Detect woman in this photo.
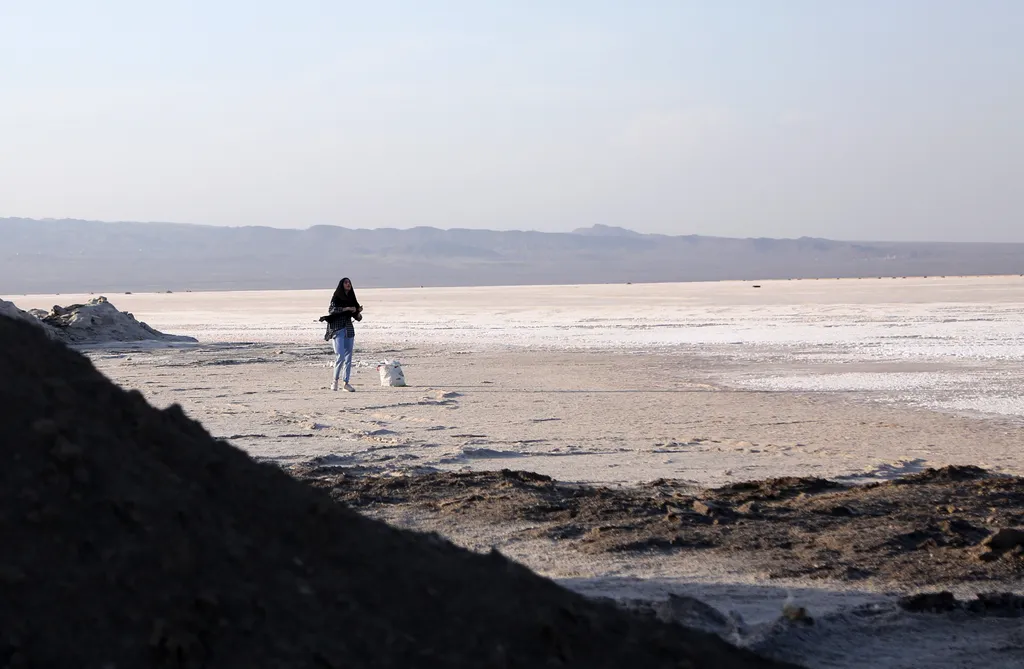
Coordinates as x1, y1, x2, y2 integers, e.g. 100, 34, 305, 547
322, 277, 362, 391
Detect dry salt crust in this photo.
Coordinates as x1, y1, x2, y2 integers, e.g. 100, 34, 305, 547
11, 276, 1024, 668
13, 276, 1024, 482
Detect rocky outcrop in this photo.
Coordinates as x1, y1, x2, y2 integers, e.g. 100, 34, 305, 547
1, 296, 197, 345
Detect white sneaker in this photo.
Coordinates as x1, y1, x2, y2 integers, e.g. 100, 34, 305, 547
330, 380, 338, 391
343, 383, 355, 392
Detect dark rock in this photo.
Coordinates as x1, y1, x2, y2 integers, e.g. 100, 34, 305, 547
899, 592, 959, 613
965, 592, 1024, 617
982, 528, 1024, 551
500, 469, 553, 483
939, 518, 985, 538
898, 466, 991, 484
900, 591, 1024, 618
737, 501, 762, 515
781, 602, 813, 625
714, 477, 843, 501
693, 500, 730, 517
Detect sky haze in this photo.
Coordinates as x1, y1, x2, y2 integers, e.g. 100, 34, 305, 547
2, 1, 1022, 242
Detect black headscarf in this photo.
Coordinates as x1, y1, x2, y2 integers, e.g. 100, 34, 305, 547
330, 277, 360, 311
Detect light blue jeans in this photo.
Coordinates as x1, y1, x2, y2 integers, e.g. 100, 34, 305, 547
332, 333, 354, 383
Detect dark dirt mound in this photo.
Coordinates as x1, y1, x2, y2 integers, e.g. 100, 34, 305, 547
299, 468, 673, 539
0, 317, 792, 668
894, 465, 993, 484
899, 591, 1024, 616
298, 464, 1024, 587
0, 299, 56, 339
702, 477, 844, 502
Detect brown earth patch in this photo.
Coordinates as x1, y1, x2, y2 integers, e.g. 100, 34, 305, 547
291, 464, 1024, 587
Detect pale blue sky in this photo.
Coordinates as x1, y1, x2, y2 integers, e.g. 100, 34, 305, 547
2, 1, 1022, 241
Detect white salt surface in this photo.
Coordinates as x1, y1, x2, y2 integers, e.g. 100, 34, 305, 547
15, 276, 1024, 422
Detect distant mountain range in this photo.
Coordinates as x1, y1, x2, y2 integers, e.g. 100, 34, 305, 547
2, 218, 1022, 294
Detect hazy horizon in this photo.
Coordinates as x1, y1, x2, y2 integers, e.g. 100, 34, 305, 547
7, 215, 1024, 246
3, 2, 1023, 243
4, 217, 1023, 295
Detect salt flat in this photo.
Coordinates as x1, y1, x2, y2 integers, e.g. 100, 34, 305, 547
17, 275, 1024, 438
14, 277, 1024, 485
12, 277, 1024, 668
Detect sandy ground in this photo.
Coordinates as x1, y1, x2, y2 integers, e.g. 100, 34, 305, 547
84, 344, 1023, 487
15, 275, 1024, 422
10, 277, 1024, 668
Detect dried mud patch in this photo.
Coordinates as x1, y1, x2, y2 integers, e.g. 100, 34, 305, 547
290, 465, 1024, 588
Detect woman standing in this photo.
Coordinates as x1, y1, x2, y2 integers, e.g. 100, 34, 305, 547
322, 277, 362, 391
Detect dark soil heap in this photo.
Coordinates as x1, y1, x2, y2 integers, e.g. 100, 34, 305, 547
0, 317, 792, 669
300, 465, 1024, 587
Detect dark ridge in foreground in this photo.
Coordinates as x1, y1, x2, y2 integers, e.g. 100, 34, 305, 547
0, 316, 792, 669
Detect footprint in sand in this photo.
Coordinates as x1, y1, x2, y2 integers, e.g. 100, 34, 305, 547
341, 427, 404, 446
651, 440, 700, 453
419, 390, 462, 406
